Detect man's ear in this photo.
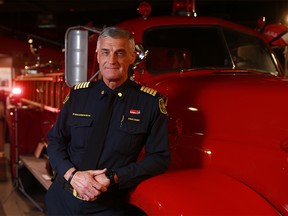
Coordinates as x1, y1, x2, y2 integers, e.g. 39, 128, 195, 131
96, 50, 100, 63
131, 51, 137, 64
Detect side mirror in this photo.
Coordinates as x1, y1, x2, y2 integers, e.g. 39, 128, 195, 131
133, 43, 148, 69
65, 28, 88, 88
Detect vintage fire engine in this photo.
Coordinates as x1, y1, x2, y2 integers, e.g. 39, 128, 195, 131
5, 0, 288, 215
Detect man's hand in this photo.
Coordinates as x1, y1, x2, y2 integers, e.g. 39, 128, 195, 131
68, 169, 107, 201
94, 173, 110, 187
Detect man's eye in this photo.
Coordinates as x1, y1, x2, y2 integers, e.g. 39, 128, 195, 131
117, 52, 125, 57
102, 51, 109, 56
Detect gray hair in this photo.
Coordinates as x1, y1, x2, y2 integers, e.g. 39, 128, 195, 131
97, 26, 135, 51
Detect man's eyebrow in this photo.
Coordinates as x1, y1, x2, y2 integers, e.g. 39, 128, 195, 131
115, 49, 126, 53
100, 48, 126, 52
100, 48, 109, 52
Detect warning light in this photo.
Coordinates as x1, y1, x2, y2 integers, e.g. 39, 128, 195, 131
173, 0, 197, 17
137, 1, 152, 20
12, 87, 22, 95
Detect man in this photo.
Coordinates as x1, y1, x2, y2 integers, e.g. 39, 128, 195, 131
45, 26, 170, 215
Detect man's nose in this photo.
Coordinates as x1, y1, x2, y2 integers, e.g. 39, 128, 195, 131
108, 53, 117, 63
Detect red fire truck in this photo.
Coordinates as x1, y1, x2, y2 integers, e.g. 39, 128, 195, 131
5, 1, 288, 215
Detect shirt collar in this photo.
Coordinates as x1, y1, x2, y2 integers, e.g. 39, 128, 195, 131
98, 79, 133, 101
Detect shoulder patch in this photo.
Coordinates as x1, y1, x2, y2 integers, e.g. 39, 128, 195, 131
73, 82, 91, 90
140, 86, 157, 96
159, 98, 168, 114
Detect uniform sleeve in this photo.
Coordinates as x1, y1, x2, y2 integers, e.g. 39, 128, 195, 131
115, 95, 170, 189
46, 90, 74, 177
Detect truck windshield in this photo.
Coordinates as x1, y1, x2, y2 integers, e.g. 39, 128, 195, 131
143, 26, 278, 74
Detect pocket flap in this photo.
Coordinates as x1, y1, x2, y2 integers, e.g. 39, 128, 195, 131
70, 116, 93, 127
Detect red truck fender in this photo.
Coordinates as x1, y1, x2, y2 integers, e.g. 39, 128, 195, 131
129, 169, 279, 215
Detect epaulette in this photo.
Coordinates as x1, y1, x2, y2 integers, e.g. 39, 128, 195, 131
73, 82, 92, 90
140, 86, 157, 96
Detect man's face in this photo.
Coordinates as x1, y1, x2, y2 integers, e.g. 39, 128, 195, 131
97, 36, 136, 87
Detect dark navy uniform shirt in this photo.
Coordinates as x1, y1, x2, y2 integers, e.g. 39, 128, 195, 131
47, 79, 170, 189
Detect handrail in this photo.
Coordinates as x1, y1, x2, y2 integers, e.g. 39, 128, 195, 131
20, 98, 60, 113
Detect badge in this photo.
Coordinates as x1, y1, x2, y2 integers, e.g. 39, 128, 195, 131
159, 98, 167, 114
130, 109, 141, 114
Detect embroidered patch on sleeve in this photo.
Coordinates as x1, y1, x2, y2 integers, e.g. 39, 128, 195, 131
159, 98, 167, 114
63, 93, 70, 104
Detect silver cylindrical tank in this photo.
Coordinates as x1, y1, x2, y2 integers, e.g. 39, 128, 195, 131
65, 28, 88, 87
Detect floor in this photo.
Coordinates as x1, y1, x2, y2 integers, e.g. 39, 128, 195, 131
0, 143, 46, 216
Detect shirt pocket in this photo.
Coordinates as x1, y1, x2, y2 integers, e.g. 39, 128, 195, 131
69, 116, 93, 149
115, 115, 147, 155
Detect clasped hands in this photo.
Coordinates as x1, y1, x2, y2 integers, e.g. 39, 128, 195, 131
69, 168, 110, 201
